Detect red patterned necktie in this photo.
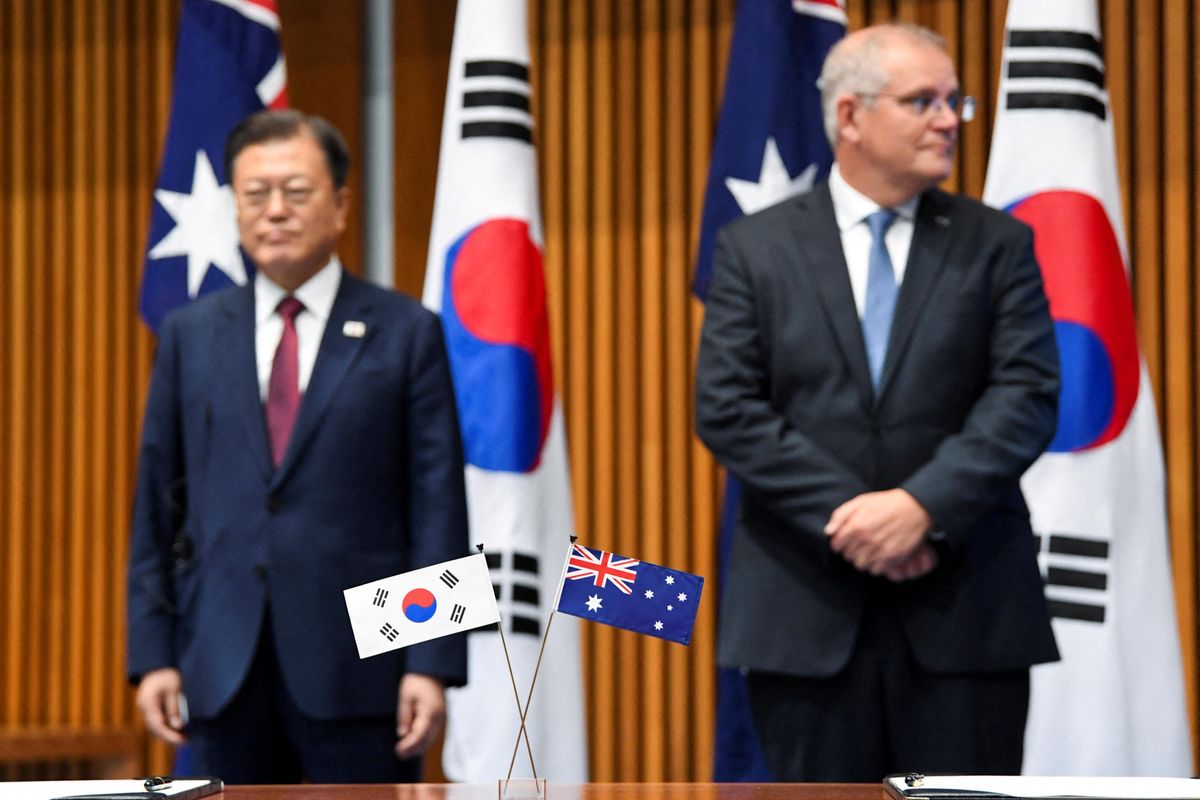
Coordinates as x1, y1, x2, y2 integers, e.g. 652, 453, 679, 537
266, 296, 304, 467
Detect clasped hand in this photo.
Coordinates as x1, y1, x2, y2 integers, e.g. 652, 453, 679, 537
824, 488, 937, 581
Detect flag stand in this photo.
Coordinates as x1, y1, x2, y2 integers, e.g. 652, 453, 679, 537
496, 536, 577, 799
483, 543, 546, 799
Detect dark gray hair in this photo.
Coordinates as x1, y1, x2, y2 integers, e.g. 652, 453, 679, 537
224, 109, 351, 188
818, 23, 948, 146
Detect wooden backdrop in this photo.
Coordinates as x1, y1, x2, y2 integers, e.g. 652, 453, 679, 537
0, 0, 1196, 782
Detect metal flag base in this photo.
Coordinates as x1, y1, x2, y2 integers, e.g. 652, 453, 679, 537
498, 778, 548, 799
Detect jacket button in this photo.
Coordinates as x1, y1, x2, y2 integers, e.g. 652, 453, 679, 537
266, 494, 282, 513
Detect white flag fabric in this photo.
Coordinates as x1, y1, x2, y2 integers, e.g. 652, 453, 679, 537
983, 0, 1191, 775
343, 553, 500, 659
423, 0, 588, 782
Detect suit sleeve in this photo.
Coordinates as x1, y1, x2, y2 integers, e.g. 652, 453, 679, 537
901, 223, 1060, 542
695, 227, 871, 537
126, 317, 185, 683
399, 309, 470, 686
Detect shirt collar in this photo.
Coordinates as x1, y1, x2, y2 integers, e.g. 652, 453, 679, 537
255, 255, 343, 326
828, 163, 920, 231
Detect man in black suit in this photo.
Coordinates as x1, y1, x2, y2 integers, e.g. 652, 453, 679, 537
127, 110, 469, 782
695, 23, 1060, 781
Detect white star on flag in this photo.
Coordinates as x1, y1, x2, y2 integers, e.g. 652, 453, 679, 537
586, 594, 603, 612
654, 621, 663, 631
724, 136, 818, 215
678, 593, 687, 602
665, 576, 675, 585
148, 150, 247, 297
644, 590, 654, 599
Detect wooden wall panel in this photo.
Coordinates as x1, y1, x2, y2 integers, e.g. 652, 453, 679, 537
1, 0, 1198, 784
531, 1, 732, 780
0, 0, 176, 777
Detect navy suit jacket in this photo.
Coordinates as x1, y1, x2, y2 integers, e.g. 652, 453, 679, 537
127, 271, 469, 720
696, 183, 1061, 678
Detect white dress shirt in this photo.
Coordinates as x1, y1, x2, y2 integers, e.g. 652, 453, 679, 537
254, 256, 343, 402
827, 164, 921, 319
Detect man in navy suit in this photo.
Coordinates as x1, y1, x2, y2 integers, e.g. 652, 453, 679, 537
696, 24, 1060, 781
127, 110, 469, 783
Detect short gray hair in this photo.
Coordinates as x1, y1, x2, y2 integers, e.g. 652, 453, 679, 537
818, 23, 948, 146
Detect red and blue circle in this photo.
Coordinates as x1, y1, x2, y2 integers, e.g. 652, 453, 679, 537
402, 588, 437, 623
441, 218, 553, 473
1006, 190, 1139, 452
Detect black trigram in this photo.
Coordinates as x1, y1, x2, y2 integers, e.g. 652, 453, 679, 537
373, 588, 389, 608
380, 622, 399, 642
451, 603, 466, 624
460, 60, 532, 143
1004, 29, 1107, 120
440, 569, 460, 589
477, 550, 541, 636
1037, 533, 1110, 623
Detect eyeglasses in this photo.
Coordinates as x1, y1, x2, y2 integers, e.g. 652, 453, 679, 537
237, 184, 317, 213
856, 91, 976, 122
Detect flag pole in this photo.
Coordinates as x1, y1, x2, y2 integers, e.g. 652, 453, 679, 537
480, 543, 539, 780
505, 535, 576, 779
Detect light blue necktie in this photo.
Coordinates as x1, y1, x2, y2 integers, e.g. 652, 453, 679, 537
862, 209, 898, 389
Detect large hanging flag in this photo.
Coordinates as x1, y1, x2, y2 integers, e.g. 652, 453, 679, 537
423, 0, 587, 782
983, 0, 1191, 775
692, 0, 845, 781
140, 0, 288, 332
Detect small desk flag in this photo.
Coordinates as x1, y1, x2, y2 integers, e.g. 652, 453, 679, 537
555, 544, 703, 646
343, 553, 500, 659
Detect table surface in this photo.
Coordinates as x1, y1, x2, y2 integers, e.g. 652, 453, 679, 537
221, 784, 881, 800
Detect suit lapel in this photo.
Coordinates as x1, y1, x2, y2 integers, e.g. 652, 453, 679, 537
792, 186, 874, 407
875, 189, 955, 403
215, 285, 274, 482
270, 273, 374, 488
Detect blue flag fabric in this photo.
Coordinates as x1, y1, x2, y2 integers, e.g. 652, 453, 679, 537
140, 0, 287, 332
693, 0, 845, 299
692, 0, 845, 782
555, 544, 703, 646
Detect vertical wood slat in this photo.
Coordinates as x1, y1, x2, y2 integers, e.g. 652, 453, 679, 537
1161, 0, 1200, 758
3, 0, 32, 729
1187, 0, 1200, 761
662, 0, 687, 780
635, 0, 664, 782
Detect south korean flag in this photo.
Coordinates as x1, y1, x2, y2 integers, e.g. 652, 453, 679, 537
344, 553, 500, 659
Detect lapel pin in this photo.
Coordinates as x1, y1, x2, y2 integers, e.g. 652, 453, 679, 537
935, 214, 951, 227
343, 320, 367, 338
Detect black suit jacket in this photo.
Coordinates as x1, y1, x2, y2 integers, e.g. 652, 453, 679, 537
127, 271, 470, 719
696, 183, 1060, 678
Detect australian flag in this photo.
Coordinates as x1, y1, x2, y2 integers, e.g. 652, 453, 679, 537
555, 544, 703, 646
139, 0, 288, 332
692, 0, 845, 781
